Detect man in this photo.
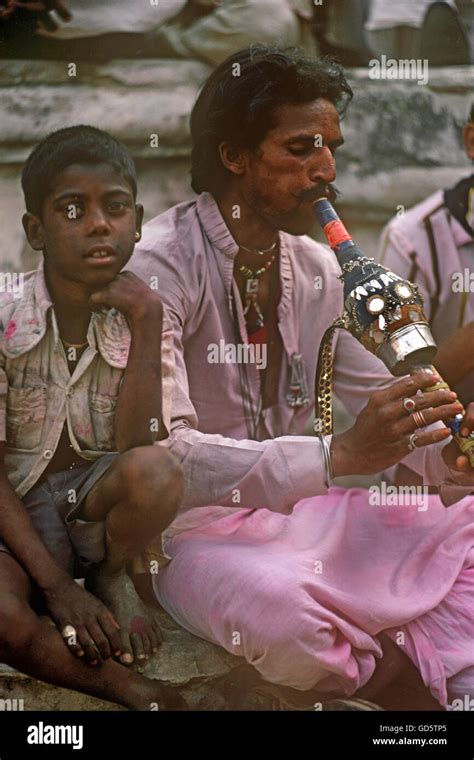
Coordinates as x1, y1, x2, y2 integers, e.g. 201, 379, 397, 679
379, 103, 474, 407
377, 103, 474, 490
130, 47, 474, 710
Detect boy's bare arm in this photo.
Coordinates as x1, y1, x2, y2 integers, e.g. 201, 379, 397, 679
0, 444, 73, 594
0, 444, 121, 662
89, 271, 165, 451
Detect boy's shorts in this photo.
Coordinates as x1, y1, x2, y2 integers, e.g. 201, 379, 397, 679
0, 453, 119, 577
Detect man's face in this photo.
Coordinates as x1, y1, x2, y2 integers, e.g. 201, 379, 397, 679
24, 162, 142, 291
240, 99, 343, 235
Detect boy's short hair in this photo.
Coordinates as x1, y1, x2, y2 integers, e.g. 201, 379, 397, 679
21, 125, 138, 217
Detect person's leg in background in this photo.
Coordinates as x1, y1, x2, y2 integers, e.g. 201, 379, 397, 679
320, 0, 375, 66
420, 1, 471, 65
145, 0, 319, 67
453, 0, 473, 62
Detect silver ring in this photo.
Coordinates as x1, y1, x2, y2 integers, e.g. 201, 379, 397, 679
403, 397, 416, 413
408, 432, 419, 451
61, 625, 77, 642
412, 410, 427, 429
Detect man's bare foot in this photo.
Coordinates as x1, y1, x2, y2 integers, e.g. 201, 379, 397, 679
86, 566, 163, 665
356, 633, 444, 711
129, 568, 158, 607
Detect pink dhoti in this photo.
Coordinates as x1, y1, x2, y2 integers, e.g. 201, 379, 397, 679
154, 488, 474, 708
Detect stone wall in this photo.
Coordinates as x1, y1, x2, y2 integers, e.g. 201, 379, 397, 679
0, 60, 472, 271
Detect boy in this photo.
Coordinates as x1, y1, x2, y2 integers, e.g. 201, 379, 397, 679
0, 125, 184, 710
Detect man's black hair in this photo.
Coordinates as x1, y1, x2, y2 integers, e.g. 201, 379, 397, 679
21, 125, 138, 217
190, 45, 353, 196
470, 102, 474, 123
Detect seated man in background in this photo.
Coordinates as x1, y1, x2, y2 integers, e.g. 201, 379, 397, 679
379, 103, 474, 408
377, 103, 474, 490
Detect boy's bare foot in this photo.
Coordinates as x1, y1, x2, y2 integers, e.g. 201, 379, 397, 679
86, 565, 163, 665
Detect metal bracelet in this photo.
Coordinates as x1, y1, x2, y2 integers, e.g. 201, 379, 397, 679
318, 434, 333, 489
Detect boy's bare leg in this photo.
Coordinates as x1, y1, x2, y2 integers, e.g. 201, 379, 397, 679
0, 553, 184, 710
83, 446, 183, 666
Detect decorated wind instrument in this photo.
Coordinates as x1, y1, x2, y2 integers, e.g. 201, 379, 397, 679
313, 196, 474, 466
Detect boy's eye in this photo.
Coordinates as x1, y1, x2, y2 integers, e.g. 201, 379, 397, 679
108, 201, 127, 213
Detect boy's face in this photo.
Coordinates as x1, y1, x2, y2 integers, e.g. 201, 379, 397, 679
23, 162, 143, 291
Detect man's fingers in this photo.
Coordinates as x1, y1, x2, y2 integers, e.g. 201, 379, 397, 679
382, 389, 457, 424
412, 389, 458, 412
394, 401, 463, 436
442, 440, 471, 471
454, 454, 470, 470
374, 370, 442, 406
403, 426, 451, 451
459, 402, 474, 437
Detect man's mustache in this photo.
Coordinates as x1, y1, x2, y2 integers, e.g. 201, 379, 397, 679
299, 183, 340, 204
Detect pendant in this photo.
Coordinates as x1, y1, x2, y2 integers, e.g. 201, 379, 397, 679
243, 291, 265, 328
246, 278, 259, 294
286, 353, 310, 407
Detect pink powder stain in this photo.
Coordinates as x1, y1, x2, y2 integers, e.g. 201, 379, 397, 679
73, 423, 93, 438
130, 616, 151, 636
4, 320, 16, 339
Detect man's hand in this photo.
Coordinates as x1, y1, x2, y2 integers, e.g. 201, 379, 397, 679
1, 1, 71, 32
44, 578, 122, 665
331, 369, 461, 478
89, 271, 163, 326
